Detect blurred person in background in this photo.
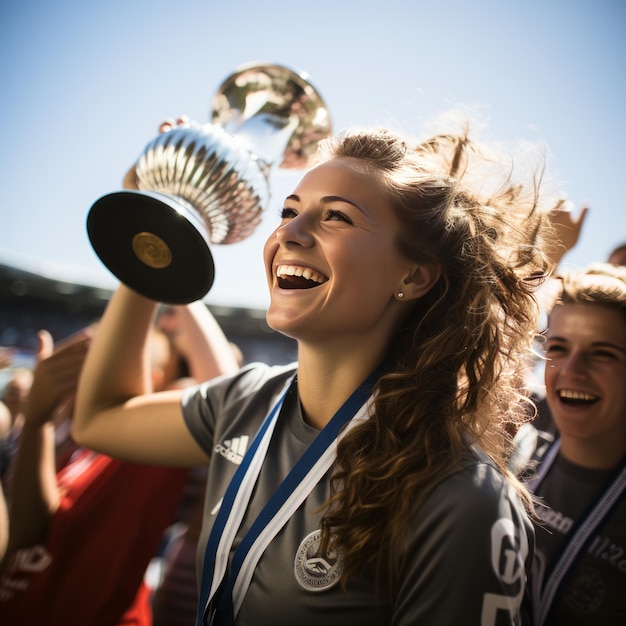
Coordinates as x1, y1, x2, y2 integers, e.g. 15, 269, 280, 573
151, 305, 244, 626
519, 263, 626, 625
0, 367, 33, 472
607, 242, 626, 267
0, 401, 9, 562
0, 296, 238, 626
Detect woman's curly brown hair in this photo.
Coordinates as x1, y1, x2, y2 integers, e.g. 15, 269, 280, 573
315, 120, 556, 596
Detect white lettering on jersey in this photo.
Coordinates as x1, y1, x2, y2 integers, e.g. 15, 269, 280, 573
0, 545, 52, 601
481, 516, 529, 626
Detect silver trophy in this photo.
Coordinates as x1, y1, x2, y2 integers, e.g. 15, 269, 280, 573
86, 62, 332, 304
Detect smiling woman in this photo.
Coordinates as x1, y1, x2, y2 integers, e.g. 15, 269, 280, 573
73, 115, 558, 626
523, 263, 626, 626
263, 155, 429, 349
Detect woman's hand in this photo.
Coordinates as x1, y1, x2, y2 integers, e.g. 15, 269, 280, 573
122, 115, 190, 190
24, 329, 93, 429
546, 199, 589, 267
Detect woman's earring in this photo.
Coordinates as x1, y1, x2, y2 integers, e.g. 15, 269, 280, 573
396, 292, 404, 299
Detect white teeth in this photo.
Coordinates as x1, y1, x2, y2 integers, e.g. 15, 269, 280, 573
276, 264, 327, 284
558, 389, 598, 401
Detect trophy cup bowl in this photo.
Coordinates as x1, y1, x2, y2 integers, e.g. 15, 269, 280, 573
86, 62, 332, 304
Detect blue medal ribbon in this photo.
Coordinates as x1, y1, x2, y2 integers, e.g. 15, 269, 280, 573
198, 367, 382, 626
196, 379, 292, 626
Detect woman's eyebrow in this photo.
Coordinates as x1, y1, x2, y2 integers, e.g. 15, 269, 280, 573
284, 193, 367, 215
547, 335, 626, 353
321, 195, 368, 215
545, 335, 567, 343
591, 341, 626, 354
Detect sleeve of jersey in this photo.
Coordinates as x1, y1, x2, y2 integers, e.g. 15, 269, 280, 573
181, 362, 296, 455
393, 463, 535, 626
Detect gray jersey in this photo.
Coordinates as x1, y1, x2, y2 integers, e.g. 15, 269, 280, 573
183, 363, 534, 626
530, 451, 626, 625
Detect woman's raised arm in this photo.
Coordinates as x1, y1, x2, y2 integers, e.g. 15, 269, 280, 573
73, 285, 208, 466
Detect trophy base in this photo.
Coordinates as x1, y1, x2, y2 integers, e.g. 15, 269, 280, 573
87, 190, 215, 304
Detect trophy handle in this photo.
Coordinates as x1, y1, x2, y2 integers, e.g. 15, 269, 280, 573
86, 62, 332, 304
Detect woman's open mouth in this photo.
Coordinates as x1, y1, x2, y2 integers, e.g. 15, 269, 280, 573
276, 264, 328, 290
557, 389, 599, 407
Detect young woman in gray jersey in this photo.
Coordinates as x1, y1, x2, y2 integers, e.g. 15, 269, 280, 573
525, 263, 626, 625
74, 115, 556, 625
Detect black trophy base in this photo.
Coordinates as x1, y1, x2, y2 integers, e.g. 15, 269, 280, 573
87, 190, 215, 304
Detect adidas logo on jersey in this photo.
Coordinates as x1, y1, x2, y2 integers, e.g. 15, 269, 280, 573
214, 435, 249, 465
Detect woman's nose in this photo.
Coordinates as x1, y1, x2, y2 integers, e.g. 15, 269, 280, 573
275, 215, 315, 247
560, 352, 588, 379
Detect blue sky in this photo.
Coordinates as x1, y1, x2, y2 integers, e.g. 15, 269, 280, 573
1, 0, 624, 309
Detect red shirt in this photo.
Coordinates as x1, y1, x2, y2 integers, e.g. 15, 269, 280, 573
0, 449, 189, 626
